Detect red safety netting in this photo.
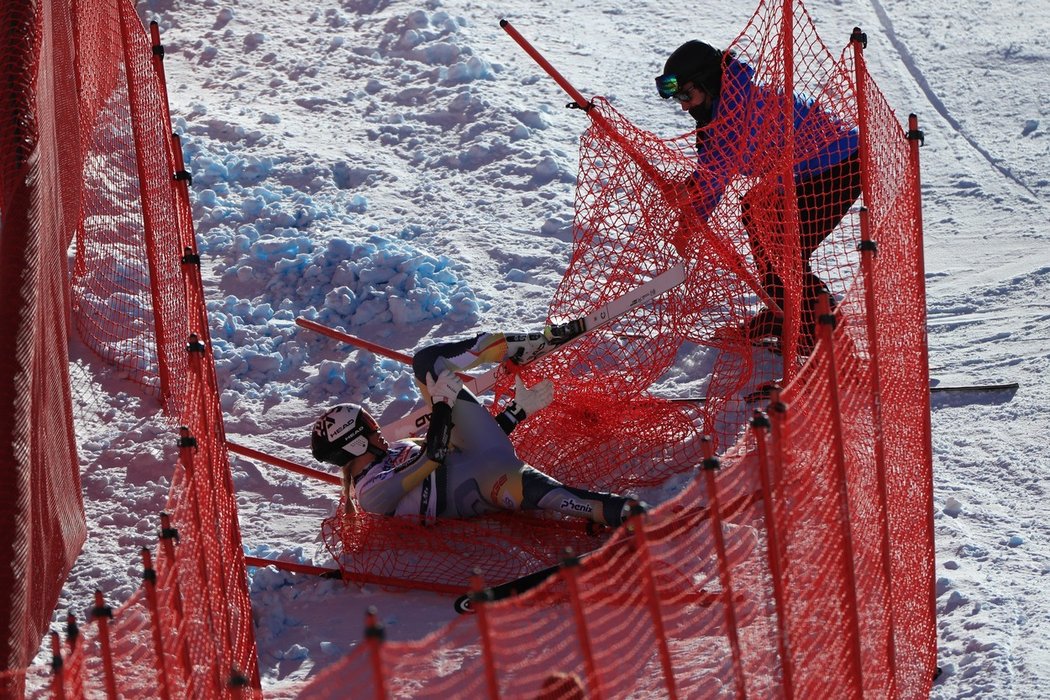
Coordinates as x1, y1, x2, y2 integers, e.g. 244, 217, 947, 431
313, 0, 935, 697
7, 0, 261, 696
0, 0, 86, 693
8, 0, 936, 694
322, 0, 865, 590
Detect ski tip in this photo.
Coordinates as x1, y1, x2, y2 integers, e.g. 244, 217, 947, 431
667, 263, 687, 284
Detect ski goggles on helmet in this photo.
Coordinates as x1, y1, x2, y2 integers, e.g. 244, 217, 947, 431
656, 73, 702, 102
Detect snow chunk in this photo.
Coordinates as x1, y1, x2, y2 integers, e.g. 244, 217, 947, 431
943, 496, 963, 517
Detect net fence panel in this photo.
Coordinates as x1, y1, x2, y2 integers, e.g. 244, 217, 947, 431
0, 0, 87, 688
10, 0, 935, 694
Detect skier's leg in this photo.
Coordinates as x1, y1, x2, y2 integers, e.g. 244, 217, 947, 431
446, 392, 519, 456
412, 333, 507, 381
741, 186, 785, 339
796, 151, 861, 259
413, 328, 581, 390
796, 151, 860, 344
437, 448, 525, 517
521, 467, 631, 527
438, 453, 631, 527
412, 334, 527, 452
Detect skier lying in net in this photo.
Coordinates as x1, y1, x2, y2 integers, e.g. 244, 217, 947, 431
310, 329, 637, 528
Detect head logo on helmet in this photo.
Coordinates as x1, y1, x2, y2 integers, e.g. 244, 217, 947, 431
311, 404, 379, 466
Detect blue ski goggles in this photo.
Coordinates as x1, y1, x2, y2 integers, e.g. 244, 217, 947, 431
655, 73, 697, 102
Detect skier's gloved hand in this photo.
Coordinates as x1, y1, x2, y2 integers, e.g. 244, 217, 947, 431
513, 375, 554, 417
426, 370, 462, 407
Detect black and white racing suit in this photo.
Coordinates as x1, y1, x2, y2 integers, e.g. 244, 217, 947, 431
352, 331, 629, 526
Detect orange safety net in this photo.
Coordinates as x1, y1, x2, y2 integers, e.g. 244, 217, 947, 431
8, 0, 935, 694
65, 0, 260, 691
0, 0, 86, 692
7, 0, 261, 695
322, 0, 865, 587
314, 0, 935, 697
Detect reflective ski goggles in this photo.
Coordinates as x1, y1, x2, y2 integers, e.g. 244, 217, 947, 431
655, 72, 697, 102
655, 72, 680, 98
656, 73, 686, 100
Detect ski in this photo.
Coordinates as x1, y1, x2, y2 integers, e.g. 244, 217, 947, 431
567, 263, 686, 333
455, 504, 761, 614
656, 379, 1019, 406
930, 381, 1019, 394
454, 562, 562, 614
299, 264, 687, 440
453, 555, 726, 615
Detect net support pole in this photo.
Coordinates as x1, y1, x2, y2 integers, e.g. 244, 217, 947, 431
178, 427, 227, 695
365, 608, 388, 700
857, 206, 901, 691
850, 37, 900, 680
64, 614, 84, 697
141, 548, 174, 700
49, 632, 65, 699
149, 21, 172, 122
629, 510, 679, 700
186, 343, 244, 682
117, 4, 175, 406
752, 407, 796, 696
91, 591, 119, 700
498, 19, 590, 112
227, 440, 342, 485
469, 573, 502, 700
816, 293, 866, 691
561, 555, 603, 700
906, 113, 938, 656
159, 512, 194, 693
700, 440, 747, 698
779, 0, 803, 378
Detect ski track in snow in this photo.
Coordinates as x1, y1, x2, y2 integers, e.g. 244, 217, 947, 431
868, 0, 1041, 200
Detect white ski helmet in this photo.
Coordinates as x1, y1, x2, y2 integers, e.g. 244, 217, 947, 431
311, 403, 380, 466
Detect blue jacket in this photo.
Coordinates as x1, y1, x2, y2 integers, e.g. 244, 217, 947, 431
691, 59, 859, 218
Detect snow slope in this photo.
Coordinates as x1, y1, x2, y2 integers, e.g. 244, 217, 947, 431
32, 0, 1050, 696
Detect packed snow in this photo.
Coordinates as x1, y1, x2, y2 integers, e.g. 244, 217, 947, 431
32, 0, 1050, 696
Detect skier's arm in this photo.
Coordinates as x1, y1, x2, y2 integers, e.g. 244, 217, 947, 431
495, 375, 555, 433
356, 372, 464, 512
681, 59, 754, 220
